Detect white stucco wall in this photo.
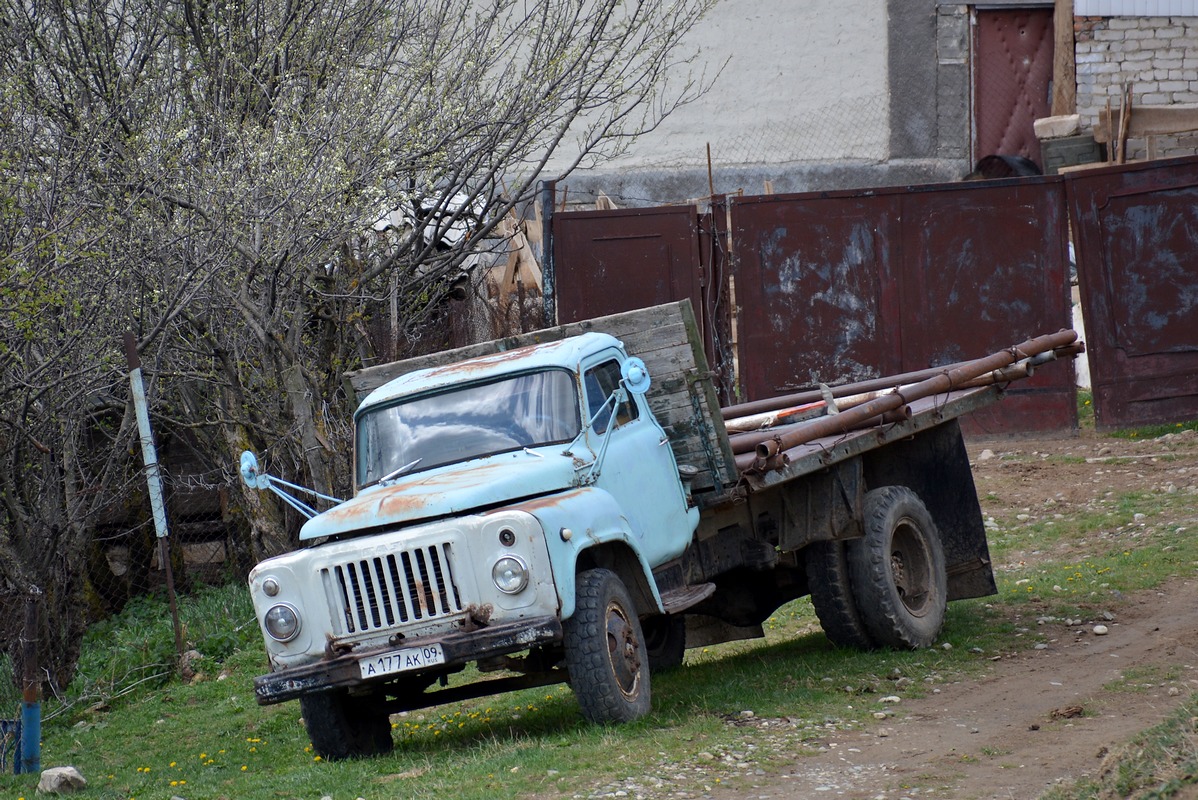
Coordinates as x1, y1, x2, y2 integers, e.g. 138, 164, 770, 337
553, 0, 890, 173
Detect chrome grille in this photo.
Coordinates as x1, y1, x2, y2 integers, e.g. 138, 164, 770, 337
323, 542, 463, 636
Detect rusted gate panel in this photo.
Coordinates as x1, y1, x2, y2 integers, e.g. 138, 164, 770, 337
552, 204, 737, 400
730, 178, 1075, 434
1064, 156, 1198, 429
552, 205, 705, 326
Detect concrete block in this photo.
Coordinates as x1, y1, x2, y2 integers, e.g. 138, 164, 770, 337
1034, 115, 1081, 138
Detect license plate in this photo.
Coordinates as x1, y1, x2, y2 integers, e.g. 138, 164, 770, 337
359, 644, 445, 679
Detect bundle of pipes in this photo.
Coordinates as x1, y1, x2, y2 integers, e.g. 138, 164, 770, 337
723, 331, 1084, 474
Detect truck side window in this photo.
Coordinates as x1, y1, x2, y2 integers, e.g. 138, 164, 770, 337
584, 360, 639, 435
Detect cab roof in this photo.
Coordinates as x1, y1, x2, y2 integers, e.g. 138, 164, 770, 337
357, 331, 623, 415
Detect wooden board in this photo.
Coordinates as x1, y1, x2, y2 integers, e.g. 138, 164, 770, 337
1094, 104, 1198, 143
1051, 0, 1076, 116
345, 300, 739, 493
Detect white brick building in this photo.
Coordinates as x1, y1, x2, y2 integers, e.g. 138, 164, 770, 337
1075, 3, 1198, 159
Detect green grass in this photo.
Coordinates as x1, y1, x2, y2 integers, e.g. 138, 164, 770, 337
0, 586, 1019, 800
1040, 694, 1198, 800
1077, 386, 1198, 439
1, 422, 1195, 799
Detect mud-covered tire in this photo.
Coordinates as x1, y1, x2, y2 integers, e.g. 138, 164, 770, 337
847, 486, 947, 649
643, 614, 686, 673
299, 689, 393, 760
805, 539, 876, 649
564, 568, 652, 723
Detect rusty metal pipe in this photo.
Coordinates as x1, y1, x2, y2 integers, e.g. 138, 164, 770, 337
722, 338, 1081, 421
728, 343, 1084, 457
956, 342, 1085, 388
724, 400, 826, 433
729, 402, 915, 455
728, 342, 1084, 458
753, 330, 1078, 469
721, 360, 980, 420
733, 406, 915, 470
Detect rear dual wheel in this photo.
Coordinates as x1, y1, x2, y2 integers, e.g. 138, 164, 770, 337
809, 486, 947, 650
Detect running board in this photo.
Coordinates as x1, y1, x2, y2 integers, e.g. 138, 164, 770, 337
660, 583, 716, 614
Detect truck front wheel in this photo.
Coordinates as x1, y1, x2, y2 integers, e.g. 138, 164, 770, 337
564, 568, 652, 723
299, 689, 393, 760
848, 486, 947, 649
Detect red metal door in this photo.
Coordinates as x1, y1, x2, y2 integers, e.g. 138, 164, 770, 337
974, 8, 1054, 168
1065, 157, 1198, 429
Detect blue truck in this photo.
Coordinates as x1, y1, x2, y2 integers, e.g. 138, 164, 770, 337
240, 300, 1079, 759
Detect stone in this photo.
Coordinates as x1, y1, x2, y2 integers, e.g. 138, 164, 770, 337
37, 766, 87, 794
1034, 114, 1081, 139
1093, 624, 1109, 635
179, 649, 203, 681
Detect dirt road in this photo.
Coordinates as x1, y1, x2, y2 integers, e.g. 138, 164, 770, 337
707, 428, 1198, 800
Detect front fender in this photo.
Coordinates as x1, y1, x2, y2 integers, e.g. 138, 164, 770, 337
505, 487, 663, 620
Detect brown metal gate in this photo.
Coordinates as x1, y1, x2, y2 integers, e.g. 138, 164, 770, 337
552, 178, 1077, 435
1064, 156, 1198, 429
550, 162, 1198, 434
728, 178, 1076, 435
552, 205, 706, 326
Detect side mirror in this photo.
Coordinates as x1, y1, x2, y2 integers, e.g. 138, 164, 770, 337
621, 357, 651, 395
240, 451, 267, 490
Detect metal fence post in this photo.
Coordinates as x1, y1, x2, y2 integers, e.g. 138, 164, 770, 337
18, 588, 40, 775
124, 332, 184, 658
540, 180, 556, 326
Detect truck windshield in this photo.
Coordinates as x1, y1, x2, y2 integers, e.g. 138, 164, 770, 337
356, 369, 581, 487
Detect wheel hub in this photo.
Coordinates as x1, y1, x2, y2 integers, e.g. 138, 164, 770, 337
605, 602, 642, 697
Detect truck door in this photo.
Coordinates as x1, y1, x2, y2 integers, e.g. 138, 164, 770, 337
580, 354, 697, 565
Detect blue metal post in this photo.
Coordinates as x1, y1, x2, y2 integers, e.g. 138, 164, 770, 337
18, 592, 39, 774
18, 702, 38, 774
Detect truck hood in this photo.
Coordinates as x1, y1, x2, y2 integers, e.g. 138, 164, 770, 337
299, 450, 580, 540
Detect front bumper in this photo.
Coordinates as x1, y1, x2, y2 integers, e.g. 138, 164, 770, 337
254, 615, 562, 705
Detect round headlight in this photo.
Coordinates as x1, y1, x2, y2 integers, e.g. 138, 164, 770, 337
492, 556, 529, 594
264, 603, 301, 642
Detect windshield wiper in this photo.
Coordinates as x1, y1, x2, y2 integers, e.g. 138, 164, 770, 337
374, 458, 423, 487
